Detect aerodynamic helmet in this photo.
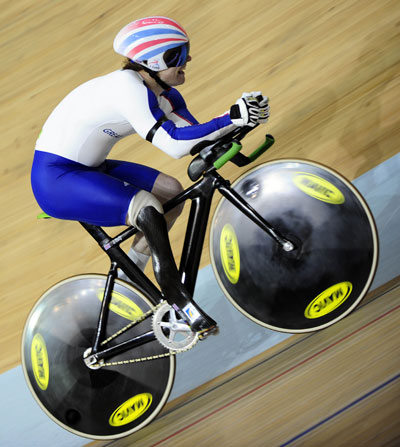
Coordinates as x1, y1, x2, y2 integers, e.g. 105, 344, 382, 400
113, 16, 190, 72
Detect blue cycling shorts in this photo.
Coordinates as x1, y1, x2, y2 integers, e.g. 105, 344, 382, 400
31, 151, 160, 226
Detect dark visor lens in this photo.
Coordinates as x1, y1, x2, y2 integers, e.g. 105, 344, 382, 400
163, 42, 190, 68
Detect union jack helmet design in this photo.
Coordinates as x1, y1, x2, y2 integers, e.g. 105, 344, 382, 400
113, 16, 190, 72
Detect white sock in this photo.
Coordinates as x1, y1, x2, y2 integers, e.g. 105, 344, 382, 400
127, 247, 150, 272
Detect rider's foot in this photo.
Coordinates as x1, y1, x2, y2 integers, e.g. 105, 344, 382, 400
171, 300, 218, 335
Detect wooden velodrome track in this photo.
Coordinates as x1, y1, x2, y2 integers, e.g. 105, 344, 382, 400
1, 0, 399, 445
89, 281, 400, 447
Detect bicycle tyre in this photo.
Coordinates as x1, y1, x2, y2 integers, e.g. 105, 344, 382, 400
21, 274, 175, 439
210, 159, 378, 333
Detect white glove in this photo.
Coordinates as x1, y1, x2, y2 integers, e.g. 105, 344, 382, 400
230, 92, 270, 127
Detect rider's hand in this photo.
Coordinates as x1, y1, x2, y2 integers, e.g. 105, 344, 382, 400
230, 93, 259, 127
230, 92, 269, 127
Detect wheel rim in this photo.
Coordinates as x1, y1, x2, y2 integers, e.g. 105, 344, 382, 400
21, 274, 175, 439
210, 160, 378, 333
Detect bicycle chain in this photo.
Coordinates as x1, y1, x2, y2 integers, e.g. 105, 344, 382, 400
98, 301, 195, 367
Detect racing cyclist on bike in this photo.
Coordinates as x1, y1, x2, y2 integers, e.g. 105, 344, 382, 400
31, 16, 270, 333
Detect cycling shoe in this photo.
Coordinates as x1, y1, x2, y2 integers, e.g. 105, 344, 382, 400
171, 301, 218, 334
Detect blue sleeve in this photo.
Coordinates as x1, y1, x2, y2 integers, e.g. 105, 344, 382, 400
161, 114, 232, 140
162, 89, 199, 124
155, 88, 232, 141
147, 86, 235, 158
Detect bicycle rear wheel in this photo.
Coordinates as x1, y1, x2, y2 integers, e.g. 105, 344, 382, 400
210, 159, 378, 333
21, 274, 175, 439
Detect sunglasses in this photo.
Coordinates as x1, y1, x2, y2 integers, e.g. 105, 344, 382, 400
163, 42, 190, 68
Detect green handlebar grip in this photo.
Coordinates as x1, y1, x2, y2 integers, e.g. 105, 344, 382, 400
213, 141, 243, 169
248, 134, 275, 162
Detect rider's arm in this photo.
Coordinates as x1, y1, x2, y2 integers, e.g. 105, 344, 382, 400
160, 88, 199, 125
151, 108, 235, 159
115, 71, 236, 159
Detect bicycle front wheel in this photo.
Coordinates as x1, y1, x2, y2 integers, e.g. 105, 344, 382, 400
210, 159, 378, 333
21, 274, 175, 439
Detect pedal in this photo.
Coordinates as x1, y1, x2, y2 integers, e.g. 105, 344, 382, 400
198, 325, 219, 340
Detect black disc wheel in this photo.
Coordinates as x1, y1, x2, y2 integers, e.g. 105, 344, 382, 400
210, 160, 378, 332
21, 275, 175, 439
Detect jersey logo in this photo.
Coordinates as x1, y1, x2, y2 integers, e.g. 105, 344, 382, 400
103, 128, 121, 138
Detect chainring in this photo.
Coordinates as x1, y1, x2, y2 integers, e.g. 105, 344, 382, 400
152, 302, 199, 352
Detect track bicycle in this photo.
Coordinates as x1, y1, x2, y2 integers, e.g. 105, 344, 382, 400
21, 125, 378, 439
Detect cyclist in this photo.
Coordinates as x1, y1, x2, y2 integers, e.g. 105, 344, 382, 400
31, 16, 270, 333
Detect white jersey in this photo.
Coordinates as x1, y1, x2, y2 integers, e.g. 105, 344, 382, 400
35, 70, 235, 166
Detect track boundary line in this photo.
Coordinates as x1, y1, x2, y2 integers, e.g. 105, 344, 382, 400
164, 280, 400, 415
147, 301, 400, 447
156, 281, 400, 420
280, 373, 400, 446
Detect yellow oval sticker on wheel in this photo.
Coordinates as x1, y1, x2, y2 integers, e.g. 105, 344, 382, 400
293, 172, 345, 204
31, 333, 50, 390
109, 393, 152, 426
97, 290, 144, 321
305, 282, 353, 319
220, 224, 240, 284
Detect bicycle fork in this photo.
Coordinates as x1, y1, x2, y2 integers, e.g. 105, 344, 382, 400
214, 172, 295, 252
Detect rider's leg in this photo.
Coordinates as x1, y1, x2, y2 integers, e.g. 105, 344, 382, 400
139, 206, 216, 333
128, 199, 216, 333
126, 173, 185, 270
32, 153, 214, 332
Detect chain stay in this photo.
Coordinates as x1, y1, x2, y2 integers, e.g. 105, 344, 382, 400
100, 302, 163, 346
102, 350, 176, 367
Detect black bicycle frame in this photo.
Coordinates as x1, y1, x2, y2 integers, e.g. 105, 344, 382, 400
81, 166, 290, 362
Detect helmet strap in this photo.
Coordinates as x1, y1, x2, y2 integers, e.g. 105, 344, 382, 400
144, 67, 171, 91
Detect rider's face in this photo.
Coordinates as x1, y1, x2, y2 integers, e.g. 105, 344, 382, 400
158, 55, 192, 87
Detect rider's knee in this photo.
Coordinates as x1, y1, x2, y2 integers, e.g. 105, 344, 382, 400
166, 176, 184, 199
152, 174, 184, 218
127, 190, 164, 228
167, 177, 185, 216
153, 174, 184, 201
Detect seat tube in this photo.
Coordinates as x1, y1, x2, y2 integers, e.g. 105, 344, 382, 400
179, 178, 216, 295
